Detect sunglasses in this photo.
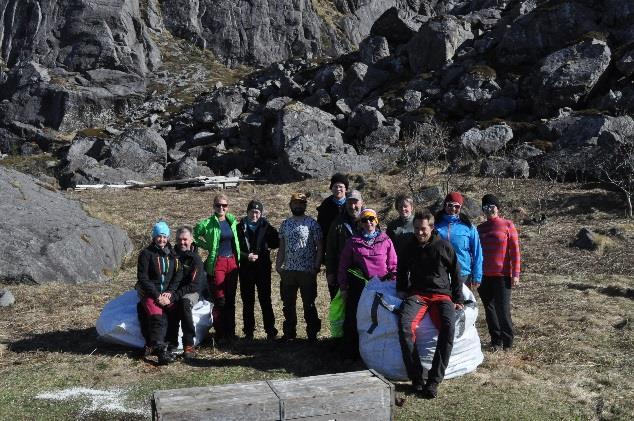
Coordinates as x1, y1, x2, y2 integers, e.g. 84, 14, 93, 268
445, 202, 461, 209
214, 203, 228, 209
482, 204, 496, 211
360, 217, 376, 223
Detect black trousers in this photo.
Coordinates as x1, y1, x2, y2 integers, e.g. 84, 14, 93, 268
279, 270, 321, 338
166, 293, 199, 348
478, 276, 514, 348
398, 295, 455, 386
328, 283, 339, 301
342, 276, 365, 358
240, 265, 277, 336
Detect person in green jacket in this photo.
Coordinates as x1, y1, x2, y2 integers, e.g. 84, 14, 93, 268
194, 194, 241, 344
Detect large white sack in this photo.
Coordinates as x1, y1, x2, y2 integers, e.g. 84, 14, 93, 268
96, 290, 213, 349
358, 278, 484, 381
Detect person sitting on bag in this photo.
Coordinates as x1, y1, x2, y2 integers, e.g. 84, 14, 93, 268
165, 226, 206, 359
397, 210, 464, 399
136, 221, 182, 365
337, 208, 397, 361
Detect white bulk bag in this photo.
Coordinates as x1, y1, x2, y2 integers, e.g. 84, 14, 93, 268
96, 290, 213, 349
358, 278, 484, 381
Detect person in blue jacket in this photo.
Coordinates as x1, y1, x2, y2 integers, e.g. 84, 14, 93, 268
434, 192, 483, 289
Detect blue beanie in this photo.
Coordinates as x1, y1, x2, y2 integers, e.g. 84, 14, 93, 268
151, 221, 170, 238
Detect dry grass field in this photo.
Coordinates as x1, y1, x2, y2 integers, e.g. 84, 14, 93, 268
0, 173, 633, 420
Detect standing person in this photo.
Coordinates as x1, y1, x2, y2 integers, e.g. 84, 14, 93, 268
237, 200, 280, 341
387, 195, 415, 255
136, 221, 182, 365
397, 211, 464, 399
325, 190, 364, 299
477, 194, 521, 351
434, 192, 483, 289
165, 226, 206, 359
194, 194, 241, 345
337, 209, 397, 360
317, 173, 348, 259
275, 192, 323, 343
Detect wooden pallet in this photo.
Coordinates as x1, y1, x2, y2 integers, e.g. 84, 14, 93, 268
74, 176, 248, 191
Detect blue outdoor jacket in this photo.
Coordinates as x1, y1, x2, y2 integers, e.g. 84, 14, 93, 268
435, 213, 483, 283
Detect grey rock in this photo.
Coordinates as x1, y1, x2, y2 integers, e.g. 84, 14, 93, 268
360, 125, 400, 152
303, 89, 332, 108
573, 228, 601, 251
335, 98, 354, 115
348, 105, 387, 138
0, 166, 132, 283
370, 6, 427, 45
459, 124, 514, 157
104, 128, 167, 178
512, 143, 544, 160
193, 87, 246, 124
336, 0, 409, 48
368, 97, 385, 110
345, 62, 389, 102
480, 157, 529, 178
541, 114, 634, 150
407, 16, 474, 73
534, 39, 611, 114
264, 96, 293, 117
164, 155, 213, 180
403, 90, 422, 112
414, 185, 444, 204
0, 128, 24, 155
616, 49, 634, 77
359, 36, 391, 66
272, 102, 370, 179
0, 289, 15, 307
313, 64, 345, 91
239, 113, 267, 145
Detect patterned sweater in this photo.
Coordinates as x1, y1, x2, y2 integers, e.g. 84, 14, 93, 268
477, 216, 521, 278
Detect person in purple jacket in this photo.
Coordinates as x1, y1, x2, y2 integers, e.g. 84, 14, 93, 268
337, 208, 397, 360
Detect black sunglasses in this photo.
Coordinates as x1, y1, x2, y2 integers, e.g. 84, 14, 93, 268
360, 217, 376, 223
214, 203, 228, 208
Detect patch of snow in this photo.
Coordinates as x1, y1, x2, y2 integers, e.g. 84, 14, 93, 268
36, 387, 146, 416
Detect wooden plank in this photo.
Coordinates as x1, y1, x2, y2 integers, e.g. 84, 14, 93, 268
285, 406, 391, 421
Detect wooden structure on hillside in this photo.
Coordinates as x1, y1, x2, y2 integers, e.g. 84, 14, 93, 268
74, 176, 248, 191
151, 369, 394, 420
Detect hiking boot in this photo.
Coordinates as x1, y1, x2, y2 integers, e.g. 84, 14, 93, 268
157, 348, 175, 365
412, 382, 424, 393
142, 345, 153, 357
183, 345, 196, 359
421, 382, 438, 399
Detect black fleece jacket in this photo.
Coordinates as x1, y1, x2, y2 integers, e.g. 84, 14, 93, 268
237, 217, 279, 269
172, 244, 206, 301
136, 243, 183, 299
396, 232, 464, 304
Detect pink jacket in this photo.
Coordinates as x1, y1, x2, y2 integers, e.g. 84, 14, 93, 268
337, 232, 397, 291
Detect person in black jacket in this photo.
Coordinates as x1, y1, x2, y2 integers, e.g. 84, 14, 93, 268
165, 226, 206, 358
136, 221, 183, 365
396, 211, 464, 399
317, 173, 348, 262
237, 200, 280, 340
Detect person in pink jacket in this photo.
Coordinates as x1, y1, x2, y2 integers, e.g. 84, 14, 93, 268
337, 208, 397, 360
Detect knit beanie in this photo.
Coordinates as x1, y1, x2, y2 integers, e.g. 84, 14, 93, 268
329, 173, 349, 189
482, 194, 501, 209
247, 200, 264, 212
444, 191, 464, 205
151, 221, 170, 238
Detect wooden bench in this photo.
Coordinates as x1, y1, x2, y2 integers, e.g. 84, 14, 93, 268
152, 369, 394, 420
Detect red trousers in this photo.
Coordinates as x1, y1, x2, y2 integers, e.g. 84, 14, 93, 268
210, 255, 239, 339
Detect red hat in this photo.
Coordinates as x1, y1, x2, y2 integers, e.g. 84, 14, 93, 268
445, 192, 464, 205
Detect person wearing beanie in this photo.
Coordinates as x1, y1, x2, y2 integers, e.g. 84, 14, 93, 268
317, 173, 349, 263
194, 194, 241, 346
337, 207, 397, 360
477, 194, 521, 351
434, 192, 483, 290
136, 221, 182, 365
237, 199, 280, 340
387, 195, 415, 257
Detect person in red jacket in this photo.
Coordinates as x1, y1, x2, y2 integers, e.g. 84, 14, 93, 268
477, 194, 521, 351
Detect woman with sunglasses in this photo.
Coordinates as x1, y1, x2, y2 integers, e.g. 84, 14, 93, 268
194, 194, 241, 346
477, 194, 520, 351
434, 192, 483, 290
337, 209, 397, 360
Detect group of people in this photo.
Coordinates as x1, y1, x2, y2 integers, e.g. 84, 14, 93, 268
135, 173, 521, 399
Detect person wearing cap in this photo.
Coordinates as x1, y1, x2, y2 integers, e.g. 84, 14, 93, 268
317, 173, 349, 260
396, 210, 464, 399
325, 190, 365, 300
387, 195, 415, 257
337, 208, 397, 359
434, 192, 483, 290
477, 194, 521, 351
237, 200, 280, 340
275, 192, 323, 342
136, 221, 183, 365
194, 194, 241, 345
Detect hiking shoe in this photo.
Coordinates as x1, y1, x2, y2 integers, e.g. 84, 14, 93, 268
142, 345, 153, 358
277, 334, 296, 343
157, 349, 175, 365
412, 382, 424, 393
183, 345, 196, 359
421, 382, 438, 399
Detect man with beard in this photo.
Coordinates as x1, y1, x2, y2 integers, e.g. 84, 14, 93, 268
325, 190, 364, 300
165, 226, 206, 359
275, 192, 323, 343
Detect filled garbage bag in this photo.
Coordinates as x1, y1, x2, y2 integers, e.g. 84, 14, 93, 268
329, 290, 345, 338
96, 290, 213, 349
358, 278, 484, 381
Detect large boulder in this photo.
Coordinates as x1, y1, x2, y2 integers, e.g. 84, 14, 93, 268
459, 124, 514, 157
193, 87, 246, 125
480, 157, 529, 178
272, 102, 371, 179
104, 128, 167, 178
0, 167, 132, 284
533, 38, 611, 114
407, 15, 474, 73
370, 7, 427, 45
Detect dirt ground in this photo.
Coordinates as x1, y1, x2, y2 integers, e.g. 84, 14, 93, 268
0, 174, 632, 420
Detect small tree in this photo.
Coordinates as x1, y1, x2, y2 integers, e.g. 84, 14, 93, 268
397, 120, 451, 194
597, 135, 634, 218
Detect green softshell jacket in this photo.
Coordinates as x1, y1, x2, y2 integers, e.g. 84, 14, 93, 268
194, 213, 241, 274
